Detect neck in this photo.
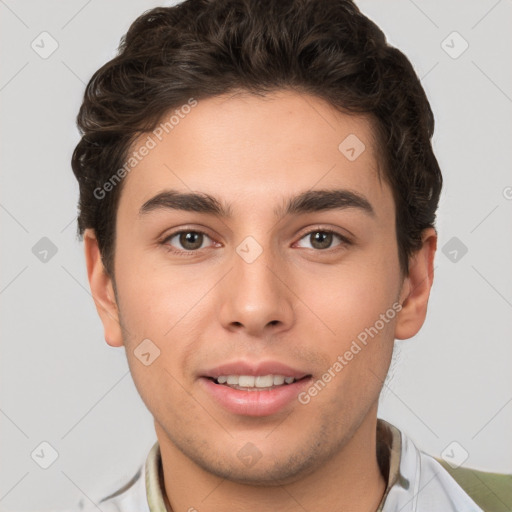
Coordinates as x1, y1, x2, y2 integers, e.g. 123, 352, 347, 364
156, 407, 387, 512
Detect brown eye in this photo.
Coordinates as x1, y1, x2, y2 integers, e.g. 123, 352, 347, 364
164, 230, 212, 252
179, 232, 204, 250
310, 231, 333, 250
296, 229, 350, 251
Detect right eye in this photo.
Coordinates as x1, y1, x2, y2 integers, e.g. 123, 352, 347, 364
162, 230, 216, 254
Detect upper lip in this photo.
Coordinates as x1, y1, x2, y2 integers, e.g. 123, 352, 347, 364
200, 360, 311, 380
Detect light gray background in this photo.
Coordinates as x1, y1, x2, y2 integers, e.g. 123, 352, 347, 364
1, 0, 511, 510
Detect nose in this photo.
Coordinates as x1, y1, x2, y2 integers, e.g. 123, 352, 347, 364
217, 239, 295, 337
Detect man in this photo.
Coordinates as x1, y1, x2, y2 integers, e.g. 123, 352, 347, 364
71, 0, 486, 510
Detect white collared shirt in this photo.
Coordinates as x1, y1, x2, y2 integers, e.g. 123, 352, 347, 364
78, 419, 483, 512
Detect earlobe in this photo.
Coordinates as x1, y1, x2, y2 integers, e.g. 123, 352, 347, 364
394, 228, 437, 340
83, 229, 124, 347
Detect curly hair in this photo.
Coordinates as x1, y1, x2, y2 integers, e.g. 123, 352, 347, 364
71, 0, 442, 278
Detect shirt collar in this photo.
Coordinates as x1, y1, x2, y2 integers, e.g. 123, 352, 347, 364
145, 418, 402, 512
375, 418, 403, 511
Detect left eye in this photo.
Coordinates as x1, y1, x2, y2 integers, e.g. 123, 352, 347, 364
295, 230, 348, 250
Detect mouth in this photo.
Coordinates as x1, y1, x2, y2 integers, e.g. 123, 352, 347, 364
205, 374, 311, 391
199, 362, 313, 416
198, 360, 313, 416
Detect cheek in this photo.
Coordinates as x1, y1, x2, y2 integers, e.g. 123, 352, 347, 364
115, 260, 208, 381
125, 352, 203, 434
114, 254, 186, 339
310, 258, 400, 342
300, 254, 398, 399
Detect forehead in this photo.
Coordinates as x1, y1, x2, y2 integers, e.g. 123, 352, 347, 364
117, 90, 391, 221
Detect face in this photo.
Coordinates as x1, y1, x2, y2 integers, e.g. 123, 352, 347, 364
86, 90, 429, 486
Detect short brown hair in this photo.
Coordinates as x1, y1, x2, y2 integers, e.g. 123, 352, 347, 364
71, 0, 442, 278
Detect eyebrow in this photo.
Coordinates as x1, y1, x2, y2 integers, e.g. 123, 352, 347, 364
138, 188, 375, 219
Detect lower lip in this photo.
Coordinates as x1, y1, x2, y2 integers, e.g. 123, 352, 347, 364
199, 377, 312, 417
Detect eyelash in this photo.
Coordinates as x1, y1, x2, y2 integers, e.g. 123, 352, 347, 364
160, 227, 352, 256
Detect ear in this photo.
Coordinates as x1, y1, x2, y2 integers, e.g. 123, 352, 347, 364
395, 227, 437, 340
83, 228, 124, 347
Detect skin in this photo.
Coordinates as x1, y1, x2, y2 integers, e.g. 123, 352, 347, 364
84, 90, 436, 512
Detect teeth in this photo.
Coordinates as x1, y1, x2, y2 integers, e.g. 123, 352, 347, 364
214, 374, 297, 387
238, 375, 255, 387
255, 375, 274, 387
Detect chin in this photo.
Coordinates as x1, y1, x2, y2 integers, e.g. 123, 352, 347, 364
192, 447, 323, 487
